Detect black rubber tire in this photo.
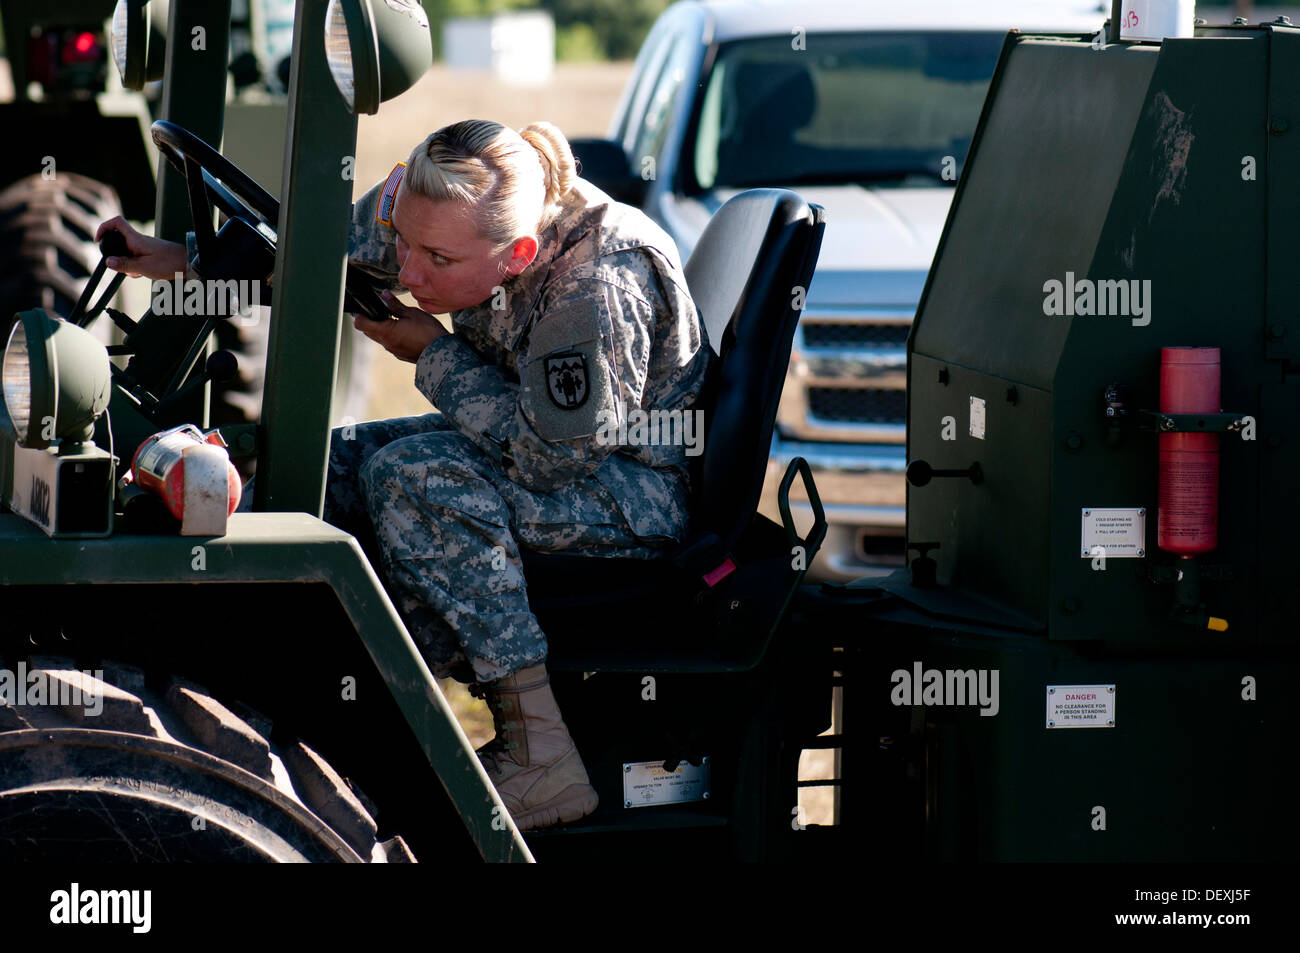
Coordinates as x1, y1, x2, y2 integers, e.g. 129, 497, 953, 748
0, 655, 414, 863
0, 172, 122, 324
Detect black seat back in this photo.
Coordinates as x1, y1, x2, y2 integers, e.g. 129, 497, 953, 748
684, 189, 825, 553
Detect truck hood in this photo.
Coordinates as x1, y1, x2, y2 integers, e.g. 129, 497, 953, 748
663, 185, 953, 307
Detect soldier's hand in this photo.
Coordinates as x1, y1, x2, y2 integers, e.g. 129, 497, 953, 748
353, 290, 447, 363
95, 216, 188, 280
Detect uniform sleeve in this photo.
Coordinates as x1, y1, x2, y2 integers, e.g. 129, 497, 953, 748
413, 269, 658, 492
345, 177, 403, 289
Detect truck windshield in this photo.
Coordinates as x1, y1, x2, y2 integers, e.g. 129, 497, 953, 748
693, 31, 1005, 190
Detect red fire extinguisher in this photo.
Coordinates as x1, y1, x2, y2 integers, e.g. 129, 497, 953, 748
131, 423, 241, 523
1157, 347, 1219, 555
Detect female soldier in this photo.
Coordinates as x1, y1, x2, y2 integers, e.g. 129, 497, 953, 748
98, 120, 712, 831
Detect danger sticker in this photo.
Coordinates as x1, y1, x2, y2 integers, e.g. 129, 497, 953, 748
1047, 684, 1116, 728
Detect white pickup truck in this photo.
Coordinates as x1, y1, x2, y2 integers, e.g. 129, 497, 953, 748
572, 0, 1105, 579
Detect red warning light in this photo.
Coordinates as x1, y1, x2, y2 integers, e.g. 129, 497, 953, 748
74, 32, 95, 54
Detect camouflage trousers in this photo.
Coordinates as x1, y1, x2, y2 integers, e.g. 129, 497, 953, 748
324, 414, 683, 684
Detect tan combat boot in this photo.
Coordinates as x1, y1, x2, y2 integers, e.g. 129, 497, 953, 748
474, 664, 598, 830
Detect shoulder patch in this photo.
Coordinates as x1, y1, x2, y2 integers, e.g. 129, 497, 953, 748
376, 163, 406, 226
545, 352, 589, 409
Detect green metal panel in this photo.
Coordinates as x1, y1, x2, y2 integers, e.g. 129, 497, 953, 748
906, 354, 1053, 622
154, 0, 232, 242
1051, 33, 1269, 644
0, 511, 533, 862
151, 0, 234, 430
911, 40, 1159, 392
1256, 374, 1300, 634
253, 0, 355, 516
1265, 30, 1300, 362
908, 29, 1293, 647
865, 612, 1299, 861
908, 38, 1160, 627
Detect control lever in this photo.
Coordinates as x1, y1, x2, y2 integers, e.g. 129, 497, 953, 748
908, 541, 940, 588
344, 270, 392, 322
905, 460, 983, 487
152, 349, 240, 420
69, 230, 129, 328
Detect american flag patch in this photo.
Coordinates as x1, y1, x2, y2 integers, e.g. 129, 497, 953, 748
376, 162, 406, 225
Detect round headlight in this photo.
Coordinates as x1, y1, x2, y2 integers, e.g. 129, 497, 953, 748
2, 310, 111, 451
324, 0, 430, 116
324, 0, 358, 112
110, 0, 151, 90
110, 0, 130, 83
2, 320, 38, 444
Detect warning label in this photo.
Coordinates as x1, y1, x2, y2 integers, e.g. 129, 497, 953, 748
1080, 507, 1146, 558
1046, 684, 1116, 729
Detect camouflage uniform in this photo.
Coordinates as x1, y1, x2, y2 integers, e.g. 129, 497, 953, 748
328, 176, 712, 683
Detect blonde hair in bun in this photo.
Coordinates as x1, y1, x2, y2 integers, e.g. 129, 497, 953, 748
403, 119, 576, 250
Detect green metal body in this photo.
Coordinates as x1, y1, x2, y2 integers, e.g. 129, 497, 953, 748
1, 0, 532, 861
788, 24, 1300, 861
152, 1, 232, 243
252, 0, 354, 516
908, 26, 1295, 646
0, 511, 530, 861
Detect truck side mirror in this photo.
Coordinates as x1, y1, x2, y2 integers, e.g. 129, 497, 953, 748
570, 138, 648, 207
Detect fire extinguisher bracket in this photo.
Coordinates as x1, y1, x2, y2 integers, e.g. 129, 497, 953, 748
1134, 410, 1253, 433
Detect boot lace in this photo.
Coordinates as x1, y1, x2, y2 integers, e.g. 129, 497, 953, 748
471, 683, 520, 755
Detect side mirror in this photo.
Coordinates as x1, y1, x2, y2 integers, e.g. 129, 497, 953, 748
570, 138, 648, 207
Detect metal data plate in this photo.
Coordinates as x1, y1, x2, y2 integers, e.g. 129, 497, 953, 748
969, 396, 986, 439
623, 758, 710, 808
1046, 684, 1116, 728
1080, 507, 1146, 558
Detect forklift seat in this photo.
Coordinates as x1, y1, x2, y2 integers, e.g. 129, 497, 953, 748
519, 189, 827, 669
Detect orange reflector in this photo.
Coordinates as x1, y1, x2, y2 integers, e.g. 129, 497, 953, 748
1207, 617, 1228, 632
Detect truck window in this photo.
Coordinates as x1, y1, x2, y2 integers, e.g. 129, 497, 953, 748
694, 31, 1005, 190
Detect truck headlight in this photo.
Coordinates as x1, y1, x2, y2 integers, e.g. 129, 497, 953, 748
2, 310, 112, 451
323, 0, 431, 116
110, 0, 151, 90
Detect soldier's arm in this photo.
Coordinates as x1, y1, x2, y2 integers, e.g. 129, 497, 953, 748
175, 175, 403, 287
413, 264, 658, 492
345, 173, 404, 289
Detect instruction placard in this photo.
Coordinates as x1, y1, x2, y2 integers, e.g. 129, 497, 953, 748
622, 759, 710, 808
1080, 507, 1146, 558
1046, 684, 1116, 728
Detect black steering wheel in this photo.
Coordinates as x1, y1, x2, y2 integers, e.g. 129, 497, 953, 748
150, 120, 390, 321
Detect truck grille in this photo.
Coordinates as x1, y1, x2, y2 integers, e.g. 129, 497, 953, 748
801, 323, 910, 348
807, 387, 907, 424
779, 312, 912, 443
